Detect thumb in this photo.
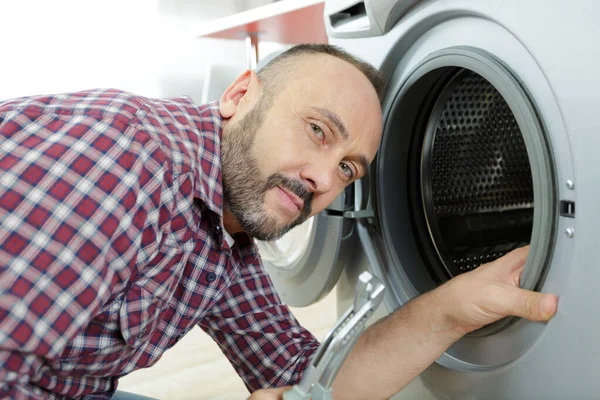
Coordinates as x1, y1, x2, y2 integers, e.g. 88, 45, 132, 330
505, 287, 559, 322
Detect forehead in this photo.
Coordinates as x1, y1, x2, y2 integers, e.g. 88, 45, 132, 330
279, 54, 383, 158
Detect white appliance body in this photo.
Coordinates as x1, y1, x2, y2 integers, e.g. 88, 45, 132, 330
328, 0, 600, 399
258, 0, 600, 398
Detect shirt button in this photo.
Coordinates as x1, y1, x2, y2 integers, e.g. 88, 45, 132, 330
215, 225, 221, 234
206, 272, 217, 283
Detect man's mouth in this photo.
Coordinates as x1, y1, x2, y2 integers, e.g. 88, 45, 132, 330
277, 186, 304, 213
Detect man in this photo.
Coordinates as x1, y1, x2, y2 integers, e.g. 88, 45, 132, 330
0, 44, 558, 400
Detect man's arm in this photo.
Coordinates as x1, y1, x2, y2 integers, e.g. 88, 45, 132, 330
0, 89, 171, 398
198, 256, 320, 391
331, 247, 559, 400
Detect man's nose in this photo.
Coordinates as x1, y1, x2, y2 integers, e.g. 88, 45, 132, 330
299, 162, 335, 194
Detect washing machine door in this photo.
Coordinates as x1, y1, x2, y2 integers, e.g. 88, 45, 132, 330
256, 187, 357, 307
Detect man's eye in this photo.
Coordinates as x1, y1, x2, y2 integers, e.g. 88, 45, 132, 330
340, 162, 354, 179
310, 123, 325, 140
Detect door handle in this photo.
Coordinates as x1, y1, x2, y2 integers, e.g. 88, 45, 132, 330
329, 2, 367, 28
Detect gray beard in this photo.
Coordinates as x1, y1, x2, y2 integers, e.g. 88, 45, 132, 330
220, 99, 313, 241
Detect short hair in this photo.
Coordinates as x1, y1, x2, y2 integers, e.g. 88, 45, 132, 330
256, 43, 387, 103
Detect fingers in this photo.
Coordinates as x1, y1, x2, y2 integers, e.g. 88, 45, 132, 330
443, 245, 558, 332
497, 246, 529, 273
504, 286, 559, 322
478, 246, 530, 285
508, 245, 529, 269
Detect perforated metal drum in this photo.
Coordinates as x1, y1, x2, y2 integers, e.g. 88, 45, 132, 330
420, 70, 534, 277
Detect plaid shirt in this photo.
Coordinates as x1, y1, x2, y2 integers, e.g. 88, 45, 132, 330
0, 89, 319, 399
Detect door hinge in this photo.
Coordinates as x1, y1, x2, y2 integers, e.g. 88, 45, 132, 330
343, 209, 375, 219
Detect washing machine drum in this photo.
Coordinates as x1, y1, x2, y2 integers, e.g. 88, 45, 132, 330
419, 69, 533, 277
377, 48, 556, 298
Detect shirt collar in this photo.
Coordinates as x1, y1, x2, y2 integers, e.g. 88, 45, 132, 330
191, 101, 255, 252
223, 229, 236, 247
192, 101, 225, 218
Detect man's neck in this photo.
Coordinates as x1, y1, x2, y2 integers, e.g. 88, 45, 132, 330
222, 206, 243, 235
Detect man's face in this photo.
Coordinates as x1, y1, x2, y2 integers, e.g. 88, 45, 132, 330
220, 53, 383, 241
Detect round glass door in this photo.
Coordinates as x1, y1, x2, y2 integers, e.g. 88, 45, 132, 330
256, 217, 315, 270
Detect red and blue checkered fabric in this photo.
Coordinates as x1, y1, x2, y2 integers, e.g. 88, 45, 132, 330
0, 89, 318, 399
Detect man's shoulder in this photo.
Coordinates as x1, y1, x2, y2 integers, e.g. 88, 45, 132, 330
145, 97, 222, 134
0, 88, 149, 124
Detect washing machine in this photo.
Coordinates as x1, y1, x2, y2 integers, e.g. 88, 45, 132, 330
256, 0, 600, 398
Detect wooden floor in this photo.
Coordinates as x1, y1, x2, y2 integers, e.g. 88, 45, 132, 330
118, 290, 339, 400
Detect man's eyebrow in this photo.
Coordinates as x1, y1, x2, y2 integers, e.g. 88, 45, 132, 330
311, 107, 349, 140
355, 154, 370, 175
310, 107, 370, 174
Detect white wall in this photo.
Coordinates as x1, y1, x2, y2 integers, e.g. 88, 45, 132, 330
0, 0, 276, 104
155, 0, 248, 103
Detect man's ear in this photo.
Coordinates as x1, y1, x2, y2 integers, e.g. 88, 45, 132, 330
220, 70, 259, 119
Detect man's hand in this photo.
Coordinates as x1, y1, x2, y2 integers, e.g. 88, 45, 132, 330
330, 245, 559, 400
433, 245, 559, 335
247, 386, 293, 400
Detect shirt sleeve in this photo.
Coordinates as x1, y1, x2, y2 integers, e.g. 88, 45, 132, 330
0, 90, 170, 399
198, 260, 321, 392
